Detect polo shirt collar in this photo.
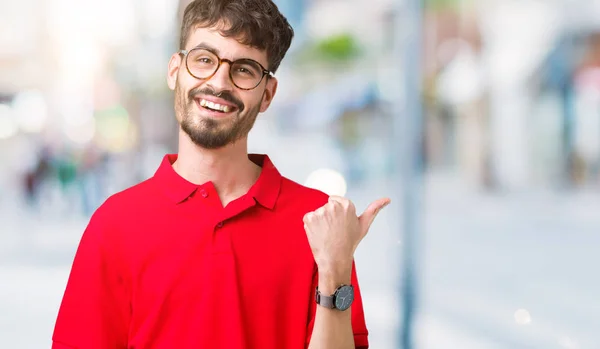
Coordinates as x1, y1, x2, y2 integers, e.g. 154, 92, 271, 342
153, 153, 281, 209
247, 154, 281, 209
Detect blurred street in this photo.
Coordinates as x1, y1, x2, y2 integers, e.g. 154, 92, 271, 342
1, 125, 599, 349
3, 0, 600, 347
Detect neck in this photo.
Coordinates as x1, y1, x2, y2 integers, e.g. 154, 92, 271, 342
173, 129, 261, 205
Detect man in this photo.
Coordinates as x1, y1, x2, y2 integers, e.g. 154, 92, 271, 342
52, 0, 390, 348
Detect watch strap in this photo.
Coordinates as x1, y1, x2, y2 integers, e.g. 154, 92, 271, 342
315, 287, 335, 309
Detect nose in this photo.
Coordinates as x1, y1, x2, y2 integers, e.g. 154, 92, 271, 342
206, 60, 234, 91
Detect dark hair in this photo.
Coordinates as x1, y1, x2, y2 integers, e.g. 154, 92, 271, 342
180, 0, 294, 73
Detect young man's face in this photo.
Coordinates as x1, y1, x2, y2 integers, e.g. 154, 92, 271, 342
168, 26, 278, 149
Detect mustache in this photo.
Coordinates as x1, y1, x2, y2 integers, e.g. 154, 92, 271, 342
189, 87, 244, 112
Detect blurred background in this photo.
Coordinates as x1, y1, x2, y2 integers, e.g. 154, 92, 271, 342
1, 0, 599, 348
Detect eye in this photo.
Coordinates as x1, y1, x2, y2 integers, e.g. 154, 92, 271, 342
236, 67, 255, 76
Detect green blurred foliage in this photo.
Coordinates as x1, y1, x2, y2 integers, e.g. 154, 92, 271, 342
424, 0, 464, 11
292, 33, 362, 70
313, 34, 361, 61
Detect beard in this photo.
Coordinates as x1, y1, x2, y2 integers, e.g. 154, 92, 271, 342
175, 84, 261, 149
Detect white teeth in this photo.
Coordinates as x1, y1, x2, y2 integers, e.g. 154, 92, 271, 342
200, 99, 232, 112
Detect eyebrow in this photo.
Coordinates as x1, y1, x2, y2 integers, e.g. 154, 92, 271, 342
191, 42, 268, 69
192, 42, 221, 55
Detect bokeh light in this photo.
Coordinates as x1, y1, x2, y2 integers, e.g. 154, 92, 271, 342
63, 117, 95, 145
12, 90, 49, 134
94, 105, 136, 153
304, 168, 348, 197
514, 309, 532, 325
0, 104, 18, 140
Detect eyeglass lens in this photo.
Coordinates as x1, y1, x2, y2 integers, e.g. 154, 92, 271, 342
186, 49, 265, 89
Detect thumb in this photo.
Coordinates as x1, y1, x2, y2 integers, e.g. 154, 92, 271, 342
358, 198, 391, 234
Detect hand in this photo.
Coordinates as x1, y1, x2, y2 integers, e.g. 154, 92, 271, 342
303, 196, 391, 272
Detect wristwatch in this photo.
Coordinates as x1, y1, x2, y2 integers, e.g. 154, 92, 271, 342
315, 285, 354, 311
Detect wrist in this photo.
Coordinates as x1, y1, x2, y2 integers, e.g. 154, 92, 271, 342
317, 264, 352, 295
316, 257, 353, 274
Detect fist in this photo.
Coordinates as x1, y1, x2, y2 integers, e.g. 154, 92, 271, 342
303, 196, 390, 270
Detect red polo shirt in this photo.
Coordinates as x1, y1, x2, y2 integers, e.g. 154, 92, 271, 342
53, 154, 369, 349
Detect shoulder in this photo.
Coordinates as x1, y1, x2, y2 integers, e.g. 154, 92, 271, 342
278, 176, 329, 212
89, 178, 157, 228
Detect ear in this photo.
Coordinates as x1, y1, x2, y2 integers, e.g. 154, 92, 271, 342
259, 77, 278, 113
167, 53, 183, 91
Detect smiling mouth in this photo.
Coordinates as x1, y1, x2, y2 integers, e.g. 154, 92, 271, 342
197, 98, 237, 113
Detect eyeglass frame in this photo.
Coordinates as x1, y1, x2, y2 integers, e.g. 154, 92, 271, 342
178, 48, 274, 91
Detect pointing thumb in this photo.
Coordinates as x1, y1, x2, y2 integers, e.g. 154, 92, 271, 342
358, 198, 391, 234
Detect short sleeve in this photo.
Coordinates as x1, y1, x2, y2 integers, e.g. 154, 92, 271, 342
306, 261, 369, 348
52, 204, 130, 348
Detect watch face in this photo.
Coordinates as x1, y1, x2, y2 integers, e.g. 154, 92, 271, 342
334, 285, 354, 311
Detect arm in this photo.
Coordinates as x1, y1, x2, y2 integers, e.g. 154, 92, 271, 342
307, 263, 369, 349
52, 207, 130, 348
304, 196, 388, 349
308, 264, 355, 349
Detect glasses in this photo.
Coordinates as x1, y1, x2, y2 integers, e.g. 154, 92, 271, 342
179, 48, 273, 90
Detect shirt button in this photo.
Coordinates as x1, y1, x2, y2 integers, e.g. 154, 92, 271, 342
199, 188, 208, 198
217, 222, 224, 228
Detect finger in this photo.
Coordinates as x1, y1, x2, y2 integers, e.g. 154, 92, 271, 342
329, 196, 354, 213
358, 198, 391, 233
303, 212, 314, 224
323, 201, 340, 213
315, 206, 326, 216
326, 198, 341, 211
304, 223, 312, 234
328, 195, 345, 203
